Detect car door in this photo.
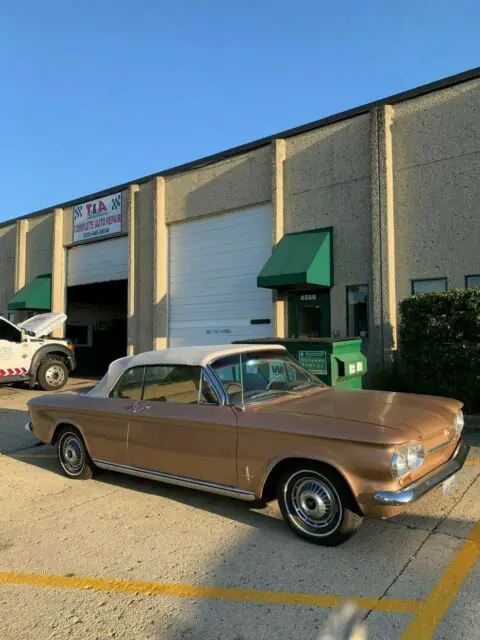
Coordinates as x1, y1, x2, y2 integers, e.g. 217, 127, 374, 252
125, 364, 238, 487
79, 366, 146, 466
0, 318, 27, 378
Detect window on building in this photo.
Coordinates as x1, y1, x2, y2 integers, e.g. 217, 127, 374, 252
465, 275, 480, 289
412, 278, 447, 295
346, 285, 369, 338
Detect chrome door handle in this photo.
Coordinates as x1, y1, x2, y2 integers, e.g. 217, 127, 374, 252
124, 402, 151, 414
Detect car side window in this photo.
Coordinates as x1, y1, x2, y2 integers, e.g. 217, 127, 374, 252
0, 318, 22, 343
142, 365, 217, 404
111, 367, 145, 400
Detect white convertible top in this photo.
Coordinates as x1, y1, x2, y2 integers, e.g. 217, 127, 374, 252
86, 343, 286, 398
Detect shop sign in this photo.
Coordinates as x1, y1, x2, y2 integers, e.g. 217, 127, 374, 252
73, 192, 123, 243
298, 350, 328, 375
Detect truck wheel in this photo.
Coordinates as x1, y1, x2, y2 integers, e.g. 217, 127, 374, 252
37, 358, 68, 391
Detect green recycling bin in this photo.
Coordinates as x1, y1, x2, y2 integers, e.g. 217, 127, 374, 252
233, 337, 367, 389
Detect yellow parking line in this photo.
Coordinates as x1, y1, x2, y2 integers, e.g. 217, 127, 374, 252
401, 521, 480, 639
0, 570, 422, 614
465, 459, 480, 466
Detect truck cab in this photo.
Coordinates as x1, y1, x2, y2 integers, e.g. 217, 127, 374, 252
0, 313, 76, 391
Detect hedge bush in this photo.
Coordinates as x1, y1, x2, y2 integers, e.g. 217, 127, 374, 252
399, 288, 480, 413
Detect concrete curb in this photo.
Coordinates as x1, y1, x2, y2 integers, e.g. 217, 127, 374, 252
465, 415, 480, 430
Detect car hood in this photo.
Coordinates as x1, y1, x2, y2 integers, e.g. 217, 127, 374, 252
258, 388, 462, 441
18, 312, 67, 338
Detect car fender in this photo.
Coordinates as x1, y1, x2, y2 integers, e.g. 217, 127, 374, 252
50, 418, 93, 457
29, 344, 74, 378
259, 450, 359, 502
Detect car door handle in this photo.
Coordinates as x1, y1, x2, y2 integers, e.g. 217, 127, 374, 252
124, 402, 151, 414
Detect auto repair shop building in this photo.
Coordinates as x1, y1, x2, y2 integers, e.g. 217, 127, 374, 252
1, 67, 479, 375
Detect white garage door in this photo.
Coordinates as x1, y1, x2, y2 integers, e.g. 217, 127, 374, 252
67, 236, 128, 286
169, 205, 273, 347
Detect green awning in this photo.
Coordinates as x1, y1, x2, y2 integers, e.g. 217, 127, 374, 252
8, 274, 51, 311
257, 228, 333, 288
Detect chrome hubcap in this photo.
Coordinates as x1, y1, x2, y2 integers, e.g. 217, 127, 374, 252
290, 475, 340, 532
60, 435, 84, 474
46, 365, 65, 387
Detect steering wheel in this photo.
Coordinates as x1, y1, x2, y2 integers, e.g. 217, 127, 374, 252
266, 374, 285, 391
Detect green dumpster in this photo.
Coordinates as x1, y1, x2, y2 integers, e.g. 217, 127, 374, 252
233, 338, 367, 389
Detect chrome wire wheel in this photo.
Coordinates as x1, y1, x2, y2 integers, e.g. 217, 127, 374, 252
285, 471, 343, 537
59, 433, 85, 476
45, 364, 65, 388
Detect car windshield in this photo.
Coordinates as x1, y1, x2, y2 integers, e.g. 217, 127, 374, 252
210, 350, 326, 405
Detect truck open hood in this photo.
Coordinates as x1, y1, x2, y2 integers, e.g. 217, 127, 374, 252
18, 312, 67, 338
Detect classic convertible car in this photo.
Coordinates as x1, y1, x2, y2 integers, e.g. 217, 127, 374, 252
26, 344, 469, 546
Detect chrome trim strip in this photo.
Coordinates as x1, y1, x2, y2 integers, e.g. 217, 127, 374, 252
427, 439, 451, 454
203, 366, 228, 406
92, 459, 256, 501
375, 439, 470, 506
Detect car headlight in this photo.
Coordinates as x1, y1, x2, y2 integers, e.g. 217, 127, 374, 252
392, 442, 425, 480
454, 410, 464, 437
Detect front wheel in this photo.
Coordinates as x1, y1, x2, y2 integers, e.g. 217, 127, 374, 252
37, 359, 68, 391
277, 465, 363, 546
57, 428, 95, 480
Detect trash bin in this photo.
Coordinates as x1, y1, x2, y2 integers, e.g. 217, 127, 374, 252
233, 337, 367, 389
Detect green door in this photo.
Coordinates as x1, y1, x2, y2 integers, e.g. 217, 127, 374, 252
288, 290, 331, 338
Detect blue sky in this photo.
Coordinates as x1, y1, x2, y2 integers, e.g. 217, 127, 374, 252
1, 1, 479, 223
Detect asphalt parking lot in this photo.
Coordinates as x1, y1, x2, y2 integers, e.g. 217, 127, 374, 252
0, 382, 479, 640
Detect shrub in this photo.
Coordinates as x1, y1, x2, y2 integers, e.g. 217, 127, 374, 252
399, 288, 480, 413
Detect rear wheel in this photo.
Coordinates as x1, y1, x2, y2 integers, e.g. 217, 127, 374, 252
277, 464, 362, 546
57, 427, 94, 480
37, 358, 68, 391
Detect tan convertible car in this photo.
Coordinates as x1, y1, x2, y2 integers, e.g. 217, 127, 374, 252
26, 344, 469, 546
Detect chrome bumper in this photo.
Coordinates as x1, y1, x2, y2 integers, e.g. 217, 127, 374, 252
24, 421, 32, 432
375, 439, 470, 506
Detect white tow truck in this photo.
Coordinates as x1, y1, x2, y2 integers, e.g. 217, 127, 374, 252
0, 312, 76, 391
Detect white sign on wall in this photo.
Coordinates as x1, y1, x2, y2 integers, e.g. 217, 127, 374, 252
73, 192, 123, 243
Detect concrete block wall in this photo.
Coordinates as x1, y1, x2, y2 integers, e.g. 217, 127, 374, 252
392, 78, 480, 302
165, 146, 272, 223
24, 214, 53, 281
133, 181, 156, 354
283, 114, 372, 340
0, 224, 17, 316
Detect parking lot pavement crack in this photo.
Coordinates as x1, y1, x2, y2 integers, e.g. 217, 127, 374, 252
363, 468, 480, 621
362, 532, 431, 623
0, 488, 119, 536
430, 471, 480, 537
